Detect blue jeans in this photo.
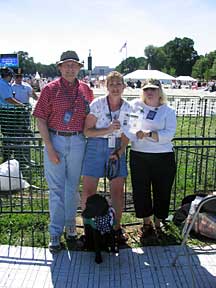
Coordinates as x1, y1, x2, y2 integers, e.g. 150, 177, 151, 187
44, 133, 86, 236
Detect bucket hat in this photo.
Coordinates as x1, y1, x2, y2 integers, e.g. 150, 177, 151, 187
57, 50, 84, 66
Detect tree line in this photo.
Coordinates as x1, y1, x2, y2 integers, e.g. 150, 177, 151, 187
116, 37, 216, 81
16, 37, 216, 80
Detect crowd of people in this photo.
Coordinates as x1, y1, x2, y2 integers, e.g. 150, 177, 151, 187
0, 49, 177, 253
0, 67, 39, 168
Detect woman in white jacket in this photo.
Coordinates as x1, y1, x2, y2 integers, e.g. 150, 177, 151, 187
126, 79, 176, 241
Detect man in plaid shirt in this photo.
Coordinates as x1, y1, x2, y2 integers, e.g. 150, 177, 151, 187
33, 50, 94, 253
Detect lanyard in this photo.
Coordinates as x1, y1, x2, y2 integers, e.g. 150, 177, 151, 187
106, 96, 123, 121
60, 78, 79, 110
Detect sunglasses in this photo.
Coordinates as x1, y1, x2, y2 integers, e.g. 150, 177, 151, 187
143, 88, 157, 91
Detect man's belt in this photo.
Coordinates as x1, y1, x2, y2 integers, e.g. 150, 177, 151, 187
49, 129, 83, 137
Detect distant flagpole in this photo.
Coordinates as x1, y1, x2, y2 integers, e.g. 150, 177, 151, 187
119, 41, 128, 73
119, 41, 127, 56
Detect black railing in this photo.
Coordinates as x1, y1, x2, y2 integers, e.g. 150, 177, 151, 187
0, 137, 215, 214
0, 97, 216, 214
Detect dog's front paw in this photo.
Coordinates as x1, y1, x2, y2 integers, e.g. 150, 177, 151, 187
95, 252, 102, 264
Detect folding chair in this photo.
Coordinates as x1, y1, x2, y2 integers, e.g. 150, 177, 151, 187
172, 194, 216, 288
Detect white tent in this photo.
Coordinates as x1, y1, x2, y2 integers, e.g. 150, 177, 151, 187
176, 75, 197, 82
35, 71, 41, 80
124, 70, 175, 81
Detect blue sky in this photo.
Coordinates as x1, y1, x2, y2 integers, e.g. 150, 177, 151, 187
1, 0, 216, 69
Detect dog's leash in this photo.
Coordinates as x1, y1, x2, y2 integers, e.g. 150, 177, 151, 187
106, 149, 120, 180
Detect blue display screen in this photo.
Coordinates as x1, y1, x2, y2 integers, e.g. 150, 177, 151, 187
0, 54, 19, 68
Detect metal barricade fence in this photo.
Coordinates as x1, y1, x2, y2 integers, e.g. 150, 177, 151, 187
0, 137, 215, 214
0, 97, 216, 214
30, 96, 216, 138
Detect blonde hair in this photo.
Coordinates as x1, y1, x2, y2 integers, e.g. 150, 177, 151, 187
105, 71, 125, 86
141, 79, 167, 104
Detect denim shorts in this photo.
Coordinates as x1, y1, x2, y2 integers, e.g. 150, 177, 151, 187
82, 137, 128, 178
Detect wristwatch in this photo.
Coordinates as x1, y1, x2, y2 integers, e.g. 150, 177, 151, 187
149, 131, 152, 137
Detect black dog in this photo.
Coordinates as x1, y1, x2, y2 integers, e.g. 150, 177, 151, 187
82, 194, 119, 264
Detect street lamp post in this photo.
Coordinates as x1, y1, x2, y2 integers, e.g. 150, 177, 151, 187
88, 49, 92, 81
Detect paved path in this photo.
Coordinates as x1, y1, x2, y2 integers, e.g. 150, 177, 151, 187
0, 244, 216, 288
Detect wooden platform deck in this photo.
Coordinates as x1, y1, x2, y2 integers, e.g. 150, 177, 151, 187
0, 244, 215, 288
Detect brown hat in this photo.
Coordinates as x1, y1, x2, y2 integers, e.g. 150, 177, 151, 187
57, 50, 84, 66
142, 79, 161, 90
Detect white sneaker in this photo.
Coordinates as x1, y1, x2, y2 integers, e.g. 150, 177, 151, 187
48, 235, 61, 253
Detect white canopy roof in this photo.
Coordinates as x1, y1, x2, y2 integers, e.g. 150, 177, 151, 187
124, 70, 176, 81
35, 71, 41, 80
176, 75, 197, 82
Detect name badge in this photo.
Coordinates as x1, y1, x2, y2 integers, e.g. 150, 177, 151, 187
119, 112, 130, 126
63, 111, 73, 124
146, 110, 157, 120
108, 135, 116, 148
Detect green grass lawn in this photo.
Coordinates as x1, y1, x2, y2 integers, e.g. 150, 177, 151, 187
175, 115, 216, 138
0, 211, 215, 249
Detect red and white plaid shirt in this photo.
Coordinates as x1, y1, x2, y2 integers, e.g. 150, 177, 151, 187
33, 77, 94, 131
